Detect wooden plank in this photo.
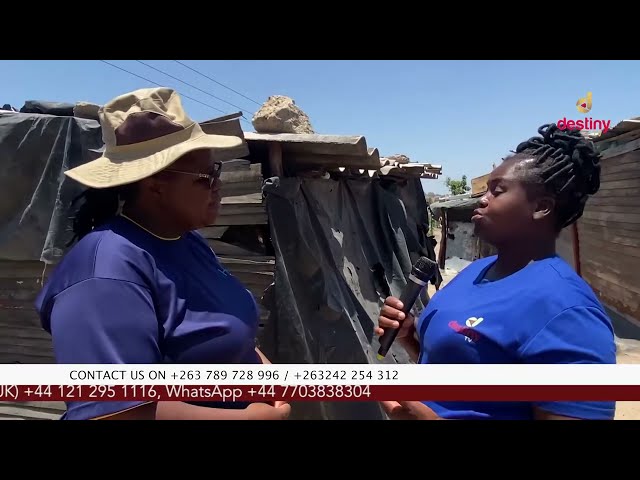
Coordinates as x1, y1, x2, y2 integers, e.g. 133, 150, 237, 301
596, 127, 640, 150
209, 241, 265, 257
0, 325, 54, 341
198, 226, 228, 239
220, 163, 262, 183
219, 204, 266, 216
581, 210, 640, 224
600, 137, 640, 159
0, 309, 44, 327
217, 255, 276, 264
580, 241, 640, 266
585, 205, 639, 215
231, 271, 274, 286
579, 236, 640, 259
0, 260, 49, 279
471, 173, 490, 196
587, 196, 640, 207
284, 152, 380, 170
600, 138, 640, 159
556, 227, 576, 270
580, 217, 640, 232
0, 337, 50, 368
0, 288, 41, 303
0, 400, 65, 412
221, 159, 251, 171
598, 177, 640, 190
244, 132, 368, 156
592, 187, 640, 199
0, 403, 64, 420
582, 274, 639, 320
0, 318, 47, 331
578, 223, 640, 243
0, 352, 55, 364
218, 258, 275, 273
213, 212, 268, 226
581, 255, 640, 287
0, 276, 43, 292
600, 150, 640, 166
220, 181, 264, 197
600, 161, 640, 176
600, 170, 640, 183
221, 193, 263, 205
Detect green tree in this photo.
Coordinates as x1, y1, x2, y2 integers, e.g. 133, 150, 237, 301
445, 175, 470, 195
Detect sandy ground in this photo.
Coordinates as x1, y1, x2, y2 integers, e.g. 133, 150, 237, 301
427, 228, 640, 420
612, 340, 640, 420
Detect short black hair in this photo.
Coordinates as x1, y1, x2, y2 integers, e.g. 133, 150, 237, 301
506, 123, 601, 230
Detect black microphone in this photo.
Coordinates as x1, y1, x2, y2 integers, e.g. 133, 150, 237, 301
377, 256, 438, 360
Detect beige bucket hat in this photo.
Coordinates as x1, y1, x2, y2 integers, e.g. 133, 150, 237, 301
64, 87, 244, 189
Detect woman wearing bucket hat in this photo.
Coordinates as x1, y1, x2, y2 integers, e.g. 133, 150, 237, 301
35, 87, 290, 421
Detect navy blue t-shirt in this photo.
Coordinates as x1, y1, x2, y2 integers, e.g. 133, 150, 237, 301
415, 254, 616, 420
35, 215, 261, 420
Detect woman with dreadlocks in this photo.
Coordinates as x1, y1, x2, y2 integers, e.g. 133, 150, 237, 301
35, 87, 290, 421
376, 123, 616, 420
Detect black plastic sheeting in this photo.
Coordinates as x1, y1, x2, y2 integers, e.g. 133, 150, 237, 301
0, 111, 103, 263
259, 175, 440, 420
0, 110, 442, 420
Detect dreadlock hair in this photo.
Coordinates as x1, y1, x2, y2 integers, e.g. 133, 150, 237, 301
66, 184, 138, 246
507, 123, 601, 231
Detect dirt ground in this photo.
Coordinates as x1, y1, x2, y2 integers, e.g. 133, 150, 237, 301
427, 228, 640, 420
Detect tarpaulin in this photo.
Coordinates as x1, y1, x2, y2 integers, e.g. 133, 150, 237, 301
260, 175, 439, 420
0, 111, 103, 262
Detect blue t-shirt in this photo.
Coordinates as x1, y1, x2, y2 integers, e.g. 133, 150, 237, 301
35, 215, 261, 420
415, 254, 616, 420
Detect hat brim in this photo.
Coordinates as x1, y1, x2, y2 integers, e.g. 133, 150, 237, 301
64, 131, 244, 189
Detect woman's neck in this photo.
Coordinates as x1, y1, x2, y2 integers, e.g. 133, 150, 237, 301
491, 238, 556, 280
121, 205, 184, 240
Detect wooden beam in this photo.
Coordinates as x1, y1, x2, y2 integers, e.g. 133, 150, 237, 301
221, 192, 264, 205
214, 212, 268, 226
600, 137, 640, 159
220, 163, 262, 183
284, 152, 379, 170
198, 226, 229, 239
268, 142, 283, 177
244, 132, 368, 156
471, 173, 490, 196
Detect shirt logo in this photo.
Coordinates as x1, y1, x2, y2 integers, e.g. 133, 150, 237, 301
449, 317, 484, 343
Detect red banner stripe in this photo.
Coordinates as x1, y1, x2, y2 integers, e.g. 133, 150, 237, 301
1, 385, 638, 402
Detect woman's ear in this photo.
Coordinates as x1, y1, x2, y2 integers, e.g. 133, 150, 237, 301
141, 174, 169, 198
533, 195, 555, 221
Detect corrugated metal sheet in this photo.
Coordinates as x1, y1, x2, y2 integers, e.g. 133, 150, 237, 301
430, 196, 480, 223
430, 196, 479, 210
378, 160, 442, 179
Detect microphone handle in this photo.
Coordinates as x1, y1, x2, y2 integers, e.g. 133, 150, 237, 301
377, 274, 427, 359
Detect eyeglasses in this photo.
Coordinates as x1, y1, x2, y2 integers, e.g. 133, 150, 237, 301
164, 161, 222, 189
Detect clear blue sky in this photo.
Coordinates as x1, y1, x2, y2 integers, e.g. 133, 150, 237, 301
2, 60, 639, 194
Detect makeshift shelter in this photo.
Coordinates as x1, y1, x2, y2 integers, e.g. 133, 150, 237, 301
0, 104, 443, 420
430, 182, 497, 269
556, 119, 640, 331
